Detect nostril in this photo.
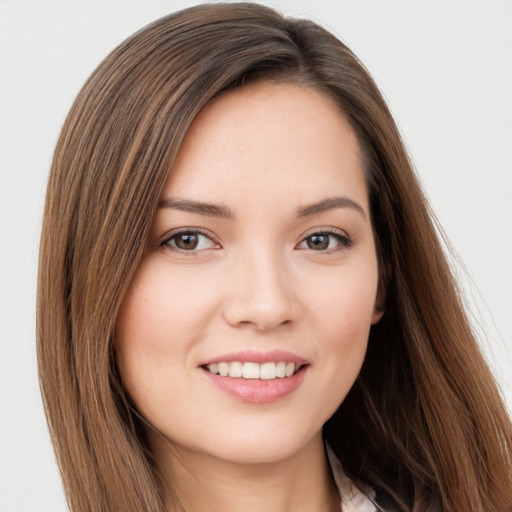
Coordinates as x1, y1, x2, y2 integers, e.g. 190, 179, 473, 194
221, 267, 300, 330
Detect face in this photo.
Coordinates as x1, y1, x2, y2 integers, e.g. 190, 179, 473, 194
115, 82, 383, 466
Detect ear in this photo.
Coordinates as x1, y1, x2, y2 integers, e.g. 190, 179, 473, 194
371, 306, 384, 325
371, 264, 390, 325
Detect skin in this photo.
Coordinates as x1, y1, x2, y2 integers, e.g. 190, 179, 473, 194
116, 81, 383, 512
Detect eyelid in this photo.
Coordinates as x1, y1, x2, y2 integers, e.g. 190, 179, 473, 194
296, 227, 353, 251
300, 226, 350, 239
159, 227, 221, 250
157, 226, 352, 252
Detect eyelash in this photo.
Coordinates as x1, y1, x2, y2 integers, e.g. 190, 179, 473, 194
160, 228, 353, 253
297, 228, 353, 252
160, 228, 218, 253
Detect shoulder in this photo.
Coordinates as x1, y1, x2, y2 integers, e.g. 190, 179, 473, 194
326, 442, 378, 511
326, 441, 408, 512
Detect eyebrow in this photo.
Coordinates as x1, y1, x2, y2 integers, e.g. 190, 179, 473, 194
158, 198, 235, 219
297, 196, 366, 218
158, 195, 366, 220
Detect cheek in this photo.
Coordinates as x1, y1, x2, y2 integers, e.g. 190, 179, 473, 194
114, 260, 218, 410
318, 285, 372, 373
305, 259, 379, 336
300, 260, 378, 401
116, 259, 219, 352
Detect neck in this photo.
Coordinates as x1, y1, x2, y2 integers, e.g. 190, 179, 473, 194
150, 432, 340, 512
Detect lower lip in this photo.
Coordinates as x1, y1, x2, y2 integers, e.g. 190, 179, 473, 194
201, 366, 308, 403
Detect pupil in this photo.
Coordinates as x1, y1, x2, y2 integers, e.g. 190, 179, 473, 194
177, 234, 198, 250
308, 234, 329, 250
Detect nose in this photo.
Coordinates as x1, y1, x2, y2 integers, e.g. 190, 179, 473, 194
223, 247, 299, 331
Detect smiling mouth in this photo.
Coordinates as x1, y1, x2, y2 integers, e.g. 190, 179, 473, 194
203, 361, 307, 380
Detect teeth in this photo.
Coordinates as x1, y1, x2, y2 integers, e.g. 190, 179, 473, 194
260, 362, 276, 380
242, 362, 260, 379
206, 361, 301, 380
218, 362, 229, 377
285, 362, 295, 377
228, 361, 243, 378
276, 361, 286, 378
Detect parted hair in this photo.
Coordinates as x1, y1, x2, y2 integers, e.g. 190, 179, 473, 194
37, 3, 512, 512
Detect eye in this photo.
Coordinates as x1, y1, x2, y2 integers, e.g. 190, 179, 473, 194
161, 230, 217, 252
297, 230, 352, 251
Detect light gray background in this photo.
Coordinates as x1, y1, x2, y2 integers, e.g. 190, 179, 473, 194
1, 1, 511, 510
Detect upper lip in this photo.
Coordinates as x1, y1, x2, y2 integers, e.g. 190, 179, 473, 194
199, 349, 308, 366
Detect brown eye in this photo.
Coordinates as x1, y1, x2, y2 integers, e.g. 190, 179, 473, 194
298, 231, 353, 252
307, 234, 329, 250
175, 233, 199, 250
163, 231, 216, 251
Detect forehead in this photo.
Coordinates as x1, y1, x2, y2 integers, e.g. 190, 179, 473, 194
163, 81, 368, 215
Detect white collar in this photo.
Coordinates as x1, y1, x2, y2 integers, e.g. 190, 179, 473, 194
326, 442, 378, 512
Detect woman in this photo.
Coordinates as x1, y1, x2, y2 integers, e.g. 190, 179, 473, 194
37, 3, 512, 512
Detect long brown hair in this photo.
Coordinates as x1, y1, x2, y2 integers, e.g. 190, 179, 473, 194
37, 3, 512, 511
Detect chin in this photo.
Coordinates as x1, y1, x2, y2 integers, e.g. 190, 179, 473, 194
206, 432, 317, 465
196, 413, 325, 465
